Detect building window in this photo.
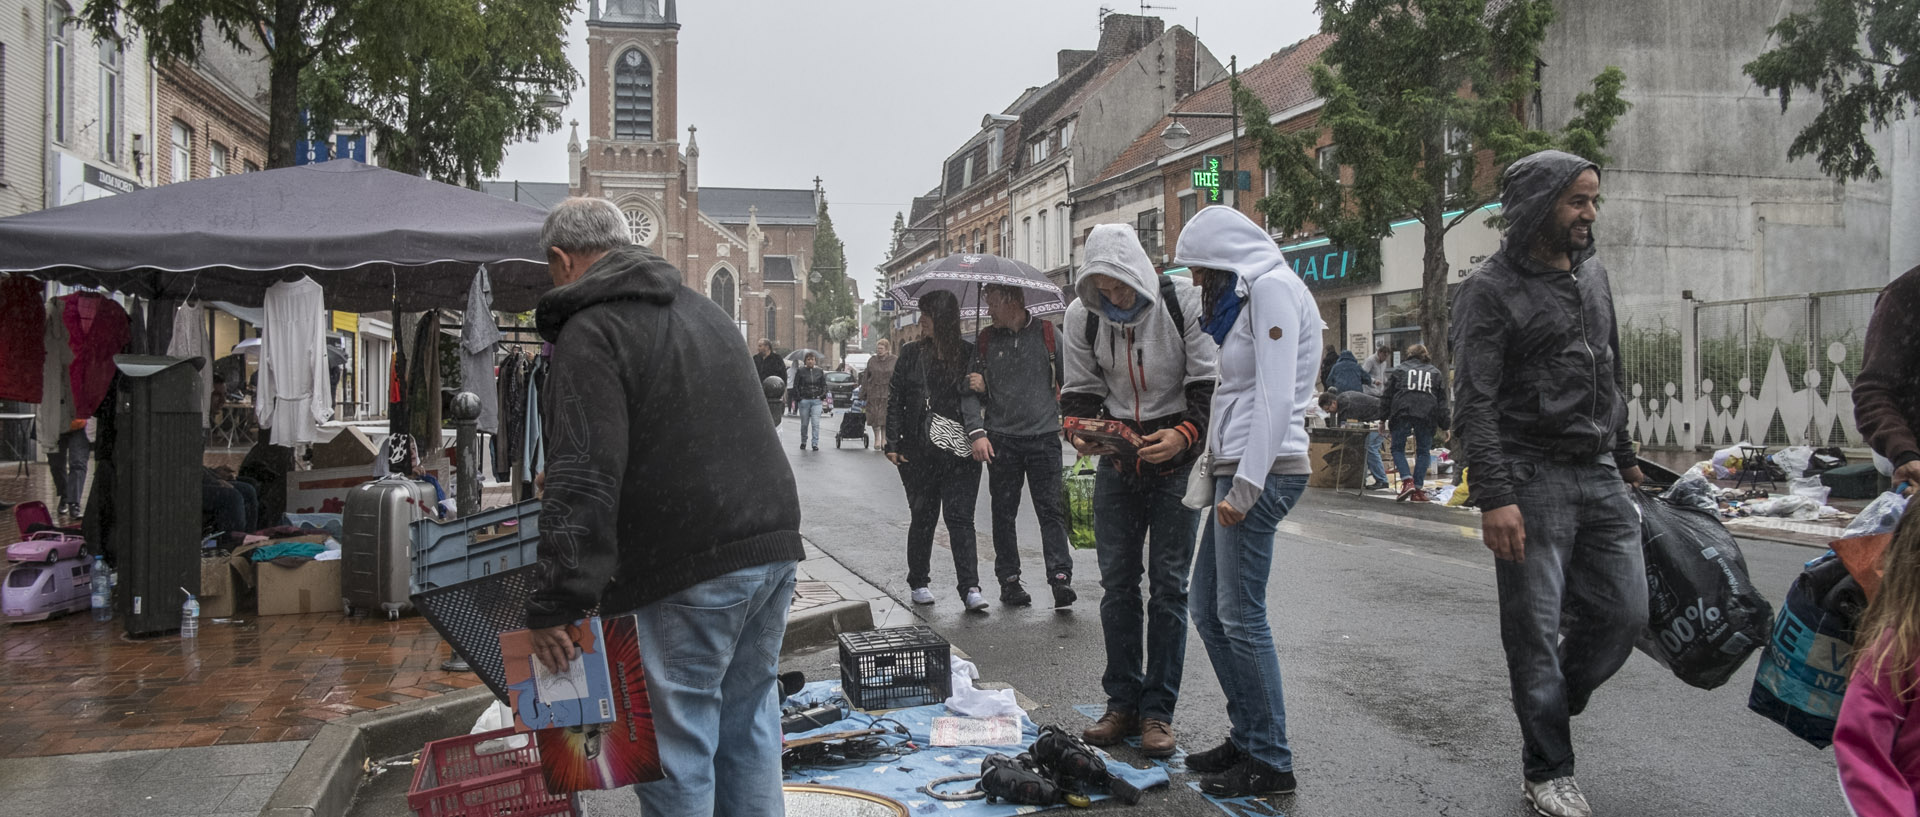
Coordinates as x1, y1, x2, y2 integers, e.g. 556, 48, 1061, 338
170, 119, 192, 182
998, 217, 1009, 255
961, 155, 973, 188
98, 41, 121, 161
209, 141, 228, 177
623, 206, 657, 246
1317, 144, 1339, 178
765, 300, 778, 346
1056, 204, 1069, 268
1030, 138, 1049, 165
1037, 210, 1048, 267
1021, 217, 1032, 264
988, 129, 1003, 172
1442, 126, 1470, 199
48, 5, 71, 145
612, 48, 654, 141
1178, 191, 1196, 231
1136, 209, 1163, 257
709, 268, 737, 319
242, 159, 260, 173
1059, 119, 1074, 151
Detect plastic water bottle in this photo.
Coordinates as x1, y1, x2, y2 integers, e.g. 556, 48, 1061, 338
90, 557, 111, 622
180, 589, 199, 639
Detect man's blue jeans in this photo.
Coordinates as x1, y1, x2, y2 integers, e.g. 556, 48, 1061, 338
1390, 417, 1434, 484
1495, 457, 1644, 783
1190, 472, 1307, 772
631, 560, 798, 816
1364, 430, 1388, 485
1093, 462, 1200, 722
798, 399, 822, 447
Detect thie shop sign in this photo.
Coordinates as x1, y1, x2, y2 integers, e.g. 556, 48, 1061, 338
1190, 156, 1251, 203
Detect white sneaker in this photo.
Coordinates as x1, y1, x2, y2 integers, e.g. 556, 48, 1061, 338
963, 589, 989, 612
1524, 776, 1592, 817
910, 587, 936, 605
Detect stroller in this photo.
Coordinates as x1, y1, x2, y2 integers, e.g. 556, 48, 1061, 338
834, 404, 870, 449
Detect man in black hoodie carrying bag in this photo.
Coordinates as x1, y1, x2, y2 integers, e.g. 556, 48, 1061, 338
1451, 151, 1645, 817
525, 198, 805, 816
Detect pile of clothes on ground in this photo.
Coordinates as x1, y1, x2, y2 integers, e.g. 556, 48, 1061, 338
1665, 444, 1854, 523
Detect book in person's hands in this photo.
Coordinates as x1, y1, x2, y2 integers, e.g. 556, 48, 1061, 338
533, 614, 664, 793
1062, 417, 1146, 455
499, 616, 616, 731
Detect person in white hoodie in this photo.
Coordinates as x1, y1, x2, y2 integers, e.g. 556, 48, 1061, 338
1171, 205, 1322, 798
1060, 223, 1218, 758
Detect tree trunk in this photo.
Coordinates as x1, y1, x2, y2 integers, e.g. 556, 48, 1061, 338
265, 0, 304, 168
1419, 208, 1453, 384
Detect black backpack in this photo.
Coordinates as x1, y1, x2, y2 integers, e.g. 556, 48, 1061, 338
1083, 275, 1188, 368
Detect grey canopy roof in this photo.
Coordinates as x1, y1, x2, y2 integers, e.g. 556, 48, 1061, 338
0, 160, 551, 312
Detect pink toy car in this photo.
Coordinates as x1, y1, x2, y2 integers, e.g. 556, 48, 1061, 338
2, 557, 95, 622
6, 531, 87, 564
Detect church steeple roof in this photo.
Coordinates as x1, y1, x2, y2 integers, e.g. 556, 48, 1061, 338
594, 0, 677, 26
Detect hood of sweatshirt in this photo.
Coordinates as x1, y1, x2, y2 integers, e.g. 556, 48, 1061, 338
1336, 350, 1358, 365
1171, 205, 1291, 296
1075, 224, 1162, 326
535, 245, 681, 342
1498, 149, 1599, 271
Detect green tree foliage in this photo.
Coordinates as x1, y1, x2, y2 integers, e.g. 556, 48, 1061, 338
80, 0, 366, 168
1243, 0, 1628, 378
804, 193, 856, 353
303, 0, 576, 186
1744, 0, 1918, 181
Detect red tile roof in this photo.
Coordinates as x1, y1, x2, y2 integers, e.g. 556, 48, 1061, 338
1094, 33, 1335, 183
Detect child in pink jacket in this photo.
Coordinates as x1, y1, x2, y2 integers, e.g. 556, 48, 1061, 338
1837, 512, 1920, 816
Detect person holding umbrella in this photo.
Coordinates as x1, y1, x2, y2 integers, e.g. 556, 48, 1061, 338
885, 290, 990, 611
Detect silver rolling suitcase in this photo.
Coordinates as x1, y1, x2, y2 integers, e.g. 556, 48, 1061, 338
342, 475, 437, 619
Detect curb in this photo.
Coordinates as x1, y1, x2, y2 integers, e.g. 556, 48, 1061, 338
259, 686, 494, 817
780, 598, 874, 654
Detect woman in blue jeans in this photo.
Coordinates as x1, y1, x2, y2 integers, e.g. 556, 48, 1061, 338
1173, 206, 1324, 797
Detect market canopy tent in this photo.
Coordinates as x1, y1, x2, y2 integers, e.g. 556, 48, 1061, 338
0, 160, 552, 312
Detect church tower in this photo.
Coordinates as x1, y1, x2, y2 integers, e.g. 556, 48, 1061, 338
577, 0, 686, 273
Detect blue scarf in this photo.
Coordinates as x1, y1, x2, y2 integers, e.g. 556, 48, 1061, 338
1100, 294, 1151, 324
1203, 283, 1246, 345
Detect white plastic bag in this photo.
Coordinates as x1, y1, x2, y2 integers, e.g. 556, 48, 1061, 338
1745, 495, 1821, 520
1842, 492, 1910, 538
1774, 446, 1815, 479
1711, 444, 1752, 479
471, 701, 529, 750
944, 657, 1025, 719
1788, 476, 1831, 506
1660, 469, 1720, 513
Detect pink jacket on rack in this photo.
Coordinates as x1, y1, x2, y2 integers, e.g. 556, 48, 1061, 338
1837, 642, 1920, 817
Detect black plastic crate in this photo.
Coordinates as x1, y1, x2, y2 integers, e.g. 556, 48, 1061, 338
838, 626, 952, 710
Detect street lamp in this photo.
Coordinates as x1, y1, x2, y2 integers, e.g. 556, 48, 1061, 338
1159, 120, 1193, 151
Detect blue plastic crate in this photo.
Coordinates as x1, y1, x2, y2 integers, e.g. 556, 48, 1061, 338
411, 499, 543, 593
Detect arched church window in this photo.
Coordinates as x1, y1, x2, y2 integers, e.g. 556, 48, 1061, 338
623, 207, 657, 247
765, 300, 778, 345
710, 268, 737, 319
613, 48, 654, 140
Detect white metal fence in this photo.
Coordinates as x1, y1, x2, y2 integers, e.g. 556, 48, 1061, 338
1616, 288, 1880, 451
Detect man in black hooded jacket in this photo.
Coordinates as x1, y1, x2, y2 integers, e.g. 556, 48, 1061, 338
524, 197, 804, 816
1450, 150, 1644, 817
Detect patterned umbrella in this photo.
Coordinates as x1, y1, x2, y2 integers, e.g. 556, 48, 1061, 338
888, 253, 1065, 320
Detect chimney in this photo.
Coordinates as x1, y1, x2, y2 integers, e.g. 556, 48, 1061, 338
1058, 49, 1096, 78
1096, 14, 1163, 65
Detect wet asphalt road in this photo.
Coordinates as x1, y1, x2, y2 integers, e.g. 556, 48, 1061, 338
787, 431, 1849, 817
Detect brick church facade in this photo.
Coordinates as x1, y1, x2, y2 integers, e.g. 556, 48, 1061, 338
564, 0, 818, 351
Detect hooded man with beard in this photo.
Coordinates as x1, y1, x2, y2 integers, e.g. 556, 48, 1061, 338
1450, 150, 1644, 817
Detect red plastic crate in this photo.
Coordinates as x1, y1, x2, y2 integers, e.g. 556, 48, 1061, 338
407, 727, 577, 817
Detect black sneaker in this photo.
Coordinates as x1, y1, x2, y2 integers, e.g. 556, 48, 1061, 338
1051, 583, 1076, 609
1198, 757, 1296, 797
1183, 739, 1246, 774
1000, 581, 1032, 607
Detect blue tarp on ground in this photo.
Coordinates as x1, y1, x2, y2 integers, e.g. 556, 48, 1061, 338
783, 681, 1170, 814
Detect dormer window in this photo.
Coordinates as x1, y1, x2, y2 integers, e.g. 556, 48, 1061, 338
613, 48, 653, 140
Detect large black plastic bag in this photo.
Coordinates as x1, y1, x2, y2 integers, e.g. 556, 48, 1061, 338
1634, 491, 1774, 689
1748, 553, 1864, 748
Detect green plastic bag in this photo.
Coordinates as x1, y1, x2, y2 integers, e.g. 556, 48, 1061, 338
1065, 455, 1098, 550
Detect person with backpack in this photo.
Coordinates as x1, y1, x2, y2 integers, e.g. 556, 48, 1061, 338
1060, 223, 1217, 758
967, 283, 1075, 609
1381, 344, 1450, 501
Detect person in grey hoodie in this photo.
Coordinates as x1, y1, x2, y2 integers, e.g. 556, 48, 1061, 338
1060, 223, 1217, 758
1172, 205, 1322, 798
1451, 150, 1645, 817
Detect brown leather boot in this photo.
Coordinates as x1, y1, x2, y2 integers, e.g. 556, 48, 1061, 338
1140, 718, 1176, 758
1081, 710, 1138, 746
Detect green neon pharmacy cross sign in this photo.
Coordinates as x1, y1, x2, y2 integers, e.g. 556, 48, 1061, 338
1191, 156, 1225, 203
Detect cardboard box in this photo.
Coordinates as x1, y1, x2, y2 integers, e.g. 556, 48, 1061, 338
1308, 427, 1368, 489
309, 425, 380, 470
199, 557, 245, 618
286, 454, 449, 515
256, 559, 341, 616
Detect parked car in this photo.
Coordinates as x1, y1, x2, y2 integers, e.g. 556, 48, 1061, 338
825, 371, 858, 408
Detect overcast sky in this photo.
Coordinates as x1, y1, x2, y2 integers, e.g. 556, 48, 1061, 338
494, 0, 1322, 298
